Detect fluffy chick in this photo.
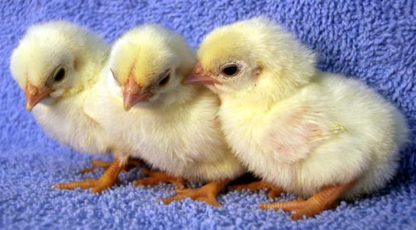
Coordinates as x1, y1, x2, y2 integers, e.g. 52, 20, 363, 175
10, 21, 131, 193
188, 17, 409, 219
96, 24, 245, 206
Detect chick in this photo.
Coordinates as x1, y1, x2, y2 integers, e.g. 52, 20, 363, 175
187, 17, 409, 219
10, 21, 131, 193
97, 24, 245, 206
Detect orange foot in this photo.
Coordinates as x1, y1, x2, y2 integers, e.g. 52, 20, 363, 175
232, 180, 284, 199
162, 179, 231, 207
260, 181, 355, 220
134, 169, 186, 189
54, 158, 125, 193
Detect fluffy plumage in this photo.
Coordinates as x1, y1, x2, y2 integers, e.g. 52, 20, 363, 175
10, 21, 129, 192
92, 24, 245, 205
190, 17, 409, 218
10, 21, 111, 154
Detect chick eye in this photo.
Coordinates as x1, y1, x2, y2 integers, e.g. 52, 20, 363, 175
158, 71, 170, 87
220, 63, 240, 77
53, 67, 66, 82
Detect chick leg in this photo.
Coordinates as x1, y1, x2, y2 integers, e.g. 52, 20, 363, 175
54, 158, 125, 193
125, 158, 146, 170
134, 169, 186, 189
162, 179, 232, 207
232, 180, 284, 199
260, 181, 355, 220
80, 158, 145, 174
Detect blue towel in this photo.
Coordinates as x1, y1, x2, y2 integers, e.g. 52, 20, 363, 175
1, 1, 415, 229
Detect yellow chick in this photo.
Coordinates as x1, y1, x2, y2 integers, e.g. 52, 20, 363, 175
187, 17, 409, 219
10, 21, 131, 193
98, 24, 245, 206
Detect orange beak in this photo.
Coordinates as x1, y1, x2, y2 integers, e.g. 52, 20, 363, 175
25, 83, 52, 112
184, 63, 220, 85
123, 75, 153, 111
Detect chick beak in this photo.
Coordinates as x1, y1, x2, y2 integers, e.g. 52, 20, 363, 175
184, 63, 220, 85
123, 75, 152, 111
25, 83, 52, 112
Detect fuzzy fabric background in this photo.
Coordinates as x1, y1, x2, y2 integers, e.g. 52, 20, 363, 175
1, 0, 415, 229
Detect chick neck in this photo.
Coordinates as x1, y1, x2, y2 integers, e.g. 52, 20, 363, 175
61, 45, 110, 99
222, 72, 316, 112
142, 83, 199, 112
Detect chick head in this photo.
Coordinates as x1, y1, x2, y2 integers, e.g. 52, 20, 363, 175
10, 21, 105, 111
109, 25, 195, 111
187, 17, 316, 100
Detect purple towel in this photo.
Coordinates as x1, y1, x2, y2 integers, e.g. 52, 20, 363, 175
0, 1, 415, 229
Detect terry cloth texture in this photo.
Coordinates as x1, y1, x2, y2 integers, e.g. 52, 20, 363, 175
0, 1, 415, 229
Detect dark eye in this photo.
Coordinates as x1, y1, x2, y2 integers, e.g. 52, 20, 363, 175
53, 67, 66, 82
158, 71, 170, 87
221, 64, 240, 77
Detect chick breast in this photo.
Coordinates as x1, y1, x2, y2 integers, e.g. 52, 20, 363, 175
89, 73, 245, 182
33, 89, 112, 155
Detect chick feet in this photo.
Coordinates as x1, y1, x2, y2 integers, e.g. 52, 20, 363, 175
54, 159, 125, 193
232, 180, 284, 199
162, 179, 231, 207
134, 169, 186, 189
260, 181, 355, 220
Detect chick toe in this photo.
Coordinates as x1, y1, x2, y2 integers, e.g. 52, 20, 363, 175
260, 181, 354, 220
162, 179, 231, 207
54, 159, 124, 193
135, 170, 186, 189
79, 160, 113, 174
231, 180, 284, 199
